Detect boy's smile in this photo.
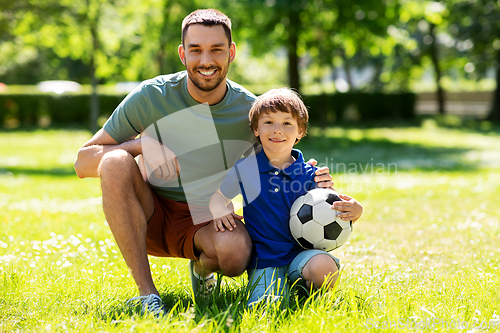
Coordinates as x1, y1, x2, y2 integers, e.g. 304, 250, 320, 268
254, 111, 304, 168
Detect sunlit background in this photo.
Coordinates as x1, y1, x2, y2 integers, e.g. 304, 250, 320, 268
1, 0, 499, 131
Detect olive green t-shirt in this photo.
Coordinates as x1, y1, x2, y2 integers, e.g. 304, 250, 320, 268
104, 71, 257, 207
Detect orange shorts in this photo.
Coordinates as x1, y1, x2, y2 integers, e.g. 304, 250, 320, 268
145, 188, 212, 260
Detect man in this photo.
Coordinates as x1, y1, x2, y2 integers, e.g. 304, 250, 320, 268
74, 9, 333, 316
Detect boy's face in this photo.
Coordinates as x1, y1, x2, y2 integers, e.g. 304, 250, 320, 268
254, 111, 304, 157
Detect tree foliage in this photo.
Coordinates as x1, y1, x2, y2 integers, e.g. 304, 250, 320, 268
0, 0, 499, 121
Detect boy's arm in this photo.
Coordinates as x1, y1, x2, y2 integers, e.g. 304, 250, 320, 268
331, 194, 363, 223
209, 188, 243, 232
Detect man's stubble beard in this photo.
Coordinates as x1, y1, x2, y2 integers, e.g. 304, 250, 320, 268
186, 58, 231, 92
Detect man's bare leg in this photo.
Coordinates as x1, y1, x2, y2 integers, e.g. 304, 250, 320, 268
99, 150, 157, 296
193, 219, 252, 278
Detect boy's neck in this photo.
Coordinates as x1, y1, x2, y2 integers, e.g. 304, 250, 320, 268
263, 148, 296, 170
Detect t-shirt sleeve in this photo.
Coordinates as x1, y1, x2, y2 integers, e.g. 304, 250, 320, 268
103, 85, 150, 143
219, 166, 241, 200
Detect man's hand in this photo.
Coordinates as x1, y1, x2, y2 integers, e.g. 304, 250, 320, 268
306, 158, 334, 189
141, 136, 181, 181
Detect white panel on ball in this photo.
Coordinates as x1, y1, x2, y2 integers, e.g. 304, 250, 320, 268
335, 227, 351, 247
301, 221, 324, 243
336, 219, 352, 230
290, 195, 305, 216
289, 215, 303, 240
312, 201, 338, 226
317, 239, 337, 251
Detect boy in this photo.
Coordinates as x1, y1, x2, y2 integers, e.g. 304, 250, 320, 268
209, 88, 363, 306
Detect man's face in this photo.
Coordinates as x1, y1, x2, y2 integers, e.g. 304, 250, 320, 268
179, 24, 235, 92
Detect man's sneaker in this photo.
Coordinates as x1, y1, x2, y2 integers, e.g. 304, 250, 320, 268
189, 260, 217, 296
126, 294, 168, 317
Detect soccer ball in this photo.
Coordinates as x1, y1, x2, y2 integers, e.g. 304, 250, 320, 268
289, 188, 352, 251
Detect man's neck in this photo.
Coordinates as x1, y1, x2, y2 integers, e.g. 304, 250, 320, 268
187, 78, 228, 106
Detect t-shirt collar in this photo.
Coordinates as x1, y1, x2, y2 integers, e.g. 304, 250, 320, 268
256, 148, 305, 179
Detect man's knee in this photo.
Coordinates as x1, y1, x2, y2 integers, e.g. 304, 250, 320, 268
99, 150, 135, 179
216, 222, 252, 276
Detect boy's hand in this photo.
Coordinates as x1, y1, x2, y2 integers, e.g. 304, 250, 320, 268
306, 159, 335, 189
331, 194, 363, 223
212, 208, 243, 232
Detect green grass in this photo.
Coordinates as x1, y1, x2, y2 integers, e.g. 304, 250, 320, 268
1, 122, 500, 332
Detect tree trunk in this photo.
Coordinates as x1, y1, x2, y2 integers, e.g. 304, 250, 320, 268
429, 23, 445, 115
487, 49, 500, 122
340, 49, 353, 91
157, 0, 172, 75
287, 5, 300, 92
89, 23, 99, 134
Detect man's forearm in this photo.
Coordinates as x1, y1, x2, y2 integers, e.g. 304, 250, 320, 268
74, 138, 142, 179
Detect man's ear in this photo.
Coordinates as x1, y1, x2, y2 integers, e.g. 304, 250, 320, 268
178, 44, 186, 66
229, 42, 236, 64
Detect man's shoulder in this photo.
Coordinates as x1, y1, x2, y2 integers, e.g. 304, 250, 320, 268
226, 79, 257, 103
139, 71, 187, 92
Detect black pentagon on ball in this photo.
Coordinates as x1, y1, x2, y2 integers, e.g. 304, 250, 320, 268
296, 237, 314, 249
297, 204, 313, 224
324, 221, 343, 240
326, 193, 342, 205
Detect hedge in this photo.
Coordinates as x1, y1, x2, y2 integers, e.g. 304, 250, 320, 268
0, 91, 415, 128
0, 93, 126, 127
303, 92, 416, 124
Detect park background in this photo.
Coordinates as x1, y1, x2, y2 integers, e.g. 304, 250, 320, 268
1, 0, 500, 332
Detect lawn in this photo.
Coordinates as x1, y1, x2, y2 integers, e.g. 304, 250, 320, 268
1, 120, 500, 332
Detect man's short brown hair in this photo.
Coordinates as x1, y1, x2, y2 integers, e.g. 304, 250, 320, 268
181, 9, 232, 46
249, 88, 309, 143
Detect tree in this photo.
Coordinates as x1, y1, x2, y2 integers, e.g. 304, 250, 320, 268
447, 0, 500, 121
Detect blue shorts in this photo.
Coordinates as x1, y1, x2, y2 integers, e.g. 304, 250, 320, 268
246, 250, 340, 306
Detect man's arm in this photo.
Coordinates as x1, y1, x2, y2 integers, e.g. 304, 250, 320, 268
74, 128, 141, 179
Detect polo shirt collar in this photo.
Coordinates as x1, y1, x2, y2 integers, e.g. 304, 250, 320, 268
256, 148, 305, 179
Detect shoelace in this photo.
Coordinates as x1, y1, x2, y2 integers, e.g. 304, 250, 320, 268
127, 294, 165, 316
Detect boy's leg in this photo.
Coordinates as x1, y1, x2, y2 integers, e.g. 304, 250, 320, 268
288, 250, 340, 291
246, 266, 288, 306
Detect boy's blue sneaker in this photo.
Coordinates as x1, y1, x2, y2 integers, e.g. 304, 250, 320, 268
189, 260, 217, 296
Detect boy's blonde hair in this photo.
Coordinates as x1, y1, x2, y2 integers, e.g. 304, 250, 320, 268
249, 88, 309, 143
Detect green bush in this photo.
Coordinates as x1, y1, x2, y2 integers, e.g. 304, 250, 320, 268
1, 91, 415, 128
304, 92, 416, 124
0, 93, 126, 127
